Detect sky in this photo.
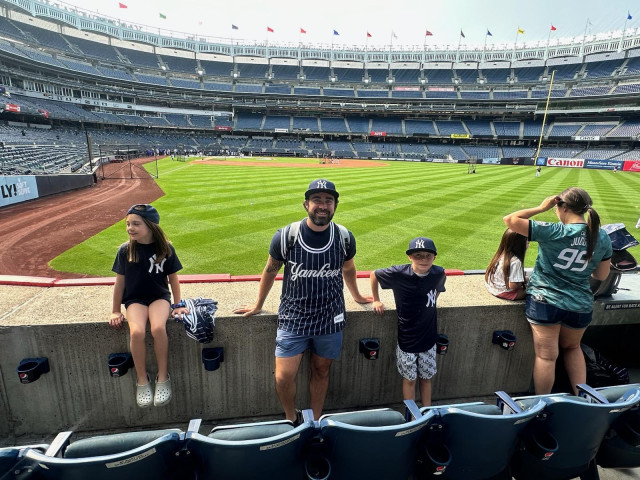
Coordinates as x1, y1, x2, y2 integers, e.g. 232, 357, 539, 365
55, 0, 640, 50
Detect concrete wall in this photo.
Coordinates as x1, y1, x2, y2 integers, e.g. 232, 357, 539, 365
0, 273, 638, 443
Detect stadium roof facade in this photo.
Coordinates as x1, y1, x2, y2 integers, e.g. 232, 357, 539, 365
3, 0, 640, 64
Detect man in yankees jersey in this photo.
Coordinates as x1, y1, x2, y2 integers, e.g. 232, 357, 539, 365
234, 179, 372, 421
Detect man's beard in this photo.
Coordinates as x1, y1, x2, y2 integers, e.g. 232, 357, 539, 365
308, 209, 334, 226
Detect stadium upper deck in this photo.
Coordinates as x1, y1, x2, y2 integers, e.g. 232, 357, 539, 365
2, 0, 640, 95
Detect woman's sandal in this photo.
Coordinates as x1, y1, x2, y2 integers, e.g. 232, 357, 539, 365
136, 374, 153, 408
154, 373, 172, 407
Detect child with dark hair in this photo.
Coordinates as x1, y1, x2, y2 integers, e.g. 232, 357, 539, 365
109, 204, 188, 408
485, 228, 528, 300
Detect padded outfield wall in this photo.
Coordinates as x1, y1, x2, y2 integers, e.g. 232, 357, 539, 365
0, 174, 94, 208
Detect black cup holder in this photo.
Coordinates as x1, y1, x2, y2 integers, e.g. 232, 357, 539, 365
493, 330, 516, 351
107, 352, 134, 377
436, 334, 450, 355
359, 338, 380, 360
17, 357, 50, 384
202, 347, 224, 371
525, 431, 558, 461
417, 441, 451, 476
305, 454, 331, 480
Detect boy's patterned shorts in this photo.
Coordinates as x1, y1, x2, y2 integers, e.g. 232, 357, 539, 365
396, 344, 437, 381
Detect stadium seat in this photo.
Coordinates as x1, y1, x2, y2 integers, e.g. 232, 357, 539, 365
419, 392, 545, 479
185, 411, 317, 480
317, 401, 436, 480
0, 444, 48, 478
511, 384, 640, 480
595, 384, 640, 469
11, 428, 184, 480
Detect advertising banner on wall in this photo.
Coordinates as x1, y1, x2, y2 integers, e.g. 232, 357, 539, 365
482, 158, 500, 164
573, 136, 601, 141
546, 158, 585, 168
623, 160, 640, 172
584, 159, 625, 170
0, 176, 39, 207
535, 157, 547, 166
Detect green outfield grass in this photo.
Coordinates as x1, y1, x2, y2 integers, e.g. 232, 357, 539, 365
50, 157, 640, 276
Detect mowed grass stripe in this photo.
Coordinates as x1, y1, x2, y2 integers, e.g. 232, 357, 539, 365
49, 158, 640, 276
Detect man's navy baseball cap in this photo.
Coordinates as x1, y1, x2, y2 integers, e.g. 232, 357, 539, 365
406, 237, 437, 255
127, 204, 160, 224
305, 179, 339, 200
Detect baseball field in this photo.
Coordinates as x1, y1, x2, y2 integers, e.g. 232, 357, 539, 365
49, 156, 640, 276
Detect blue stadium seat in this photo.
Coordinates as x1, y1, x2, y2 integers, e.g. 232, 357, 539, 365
595, 384, 640, 469
1, 444, 48, 478
318, 402, 436, 480
511, 384, 640, 480
12, 429, 184, 480
421, 392, 546, 480
186, 412, 316, 480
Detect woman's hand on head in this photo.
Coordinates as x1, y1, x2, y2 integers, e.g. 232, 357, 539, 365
539, 195, 560, 212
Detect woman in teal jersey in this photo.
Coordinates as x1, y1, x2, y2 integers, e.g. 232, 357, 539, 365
503, 187, 612, 395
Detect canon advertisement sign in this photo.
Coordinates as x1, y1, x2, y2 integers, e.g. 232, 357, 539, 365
547, 158, 585, 168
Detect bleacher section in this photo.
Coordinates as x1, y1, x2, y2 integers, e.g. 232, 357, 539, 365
4, 14, 640, 174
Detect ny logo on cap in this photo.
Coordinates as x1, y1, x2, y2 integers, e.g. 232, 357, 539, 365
415, 239, 425, 249
316, 180, 327, 189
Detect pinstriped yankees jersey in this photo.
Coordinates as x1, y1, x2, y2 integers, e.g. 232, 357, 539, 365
269, 219, 356, 336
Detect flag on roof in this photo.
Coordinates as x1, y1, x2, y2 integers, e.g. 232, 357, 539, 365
118, 2, 127, 8
425, 30, 433, 36
628, 11, 632, 20
159, 13, 166, 19
300, 28, 306, 34
486, 30, 492, 36
333, 29, 339, 35
367, 32, 372, 37
460, 30, 465, 38
267, 26, 274, 33
517, 28, 524, 34
550, 25, 557, 31
232, 24, 238, 30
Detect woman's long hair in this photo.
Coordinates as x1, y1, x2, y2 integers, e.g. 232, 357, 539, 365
126, 217, 172, 264
558, 187, 600, 260
485, 228, 528, 284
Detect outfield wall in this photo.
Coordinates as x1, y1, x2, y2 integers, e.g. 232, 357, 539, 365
0, 273, 638, 442
0, 174, 94, 208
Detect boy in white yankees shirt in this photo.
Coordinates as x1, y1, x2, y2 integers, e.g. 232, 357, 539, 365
370, 237, 446, 406
234, 179, 372, 421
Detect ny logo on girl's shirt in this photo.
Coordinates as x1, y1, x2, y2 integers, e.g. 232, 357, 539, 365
148, 254, 167, 274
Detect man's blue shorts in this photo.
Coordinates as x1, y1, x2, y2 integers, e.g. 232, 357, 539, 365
525, 294, 592, 330
275, 329, 343, 359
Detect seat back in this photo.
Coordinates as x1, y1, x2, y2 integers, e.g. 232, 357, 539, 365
512, 388, 640, 480
0, 447, 20, 478
186, 421, 316, 480
318, 408, 436, 480
15, 431, 183, 480
426, 400, 545, 479
596, 384, 640, 469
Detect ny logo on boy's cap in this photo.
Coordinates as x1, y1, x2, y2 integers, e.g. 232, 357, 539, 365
316, 180, 328, 189
415, 239, 425, 249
